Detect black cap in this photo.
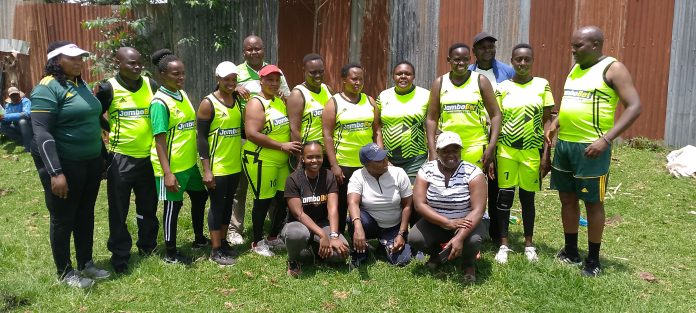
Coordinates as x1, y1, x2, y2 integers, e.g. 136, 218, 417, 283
473, 32, 497, 47
359, 143, 388, 165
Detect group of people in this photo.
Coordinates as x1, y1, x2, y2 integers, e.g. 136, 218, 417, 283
25, 25, 641, 289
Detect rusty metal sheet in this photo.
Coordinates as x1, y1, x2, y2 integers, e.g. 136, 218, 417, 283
359, 0, 389, 97
483, 0, 530, 65
315, 0, 352, 93
437, 0, 484, 76
277, 0, 316, 88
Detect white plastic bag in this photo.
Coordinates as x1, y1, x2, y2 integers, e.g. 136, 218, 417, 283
666, 145, 696, 177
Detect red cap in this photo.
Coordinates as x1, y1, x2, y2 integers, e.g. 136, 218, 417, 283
258, 64, 282, 77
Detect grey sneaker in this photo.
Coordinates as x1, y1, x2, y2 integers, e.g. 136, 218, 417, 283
227, 231, 244, 245
61, 270, 94, 289
210, 249, 236, 266
265, 237, 286, 250
81, 261, 110, 280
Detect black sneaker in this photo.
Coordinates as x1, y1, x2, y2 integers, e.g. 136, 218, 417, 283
192, 237, 211, 249
581, 259, 602, 277
556, 248, 582, 266
210, 249, 236, 266
220, 240, 239, 258
112, 263, 129, 274
287, 260, 301, 278
163, 252, 193, 265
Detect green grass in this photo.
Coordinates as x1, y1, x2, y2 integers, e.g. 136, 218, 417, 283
1, 140, 695, 312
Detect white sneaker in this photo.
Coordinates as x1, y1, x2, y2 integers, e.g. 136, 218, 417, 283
61, 270, 94, 289
252, 240, 275, 257
227, 231, 244, 245
524, 246, 539, 262
494, 245, 513, 264
265, 237, 286, 250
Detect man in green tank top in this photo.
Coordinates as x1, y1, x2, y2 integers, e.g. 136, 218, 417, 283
95, 47, 159, 273
546, 26, 641, 277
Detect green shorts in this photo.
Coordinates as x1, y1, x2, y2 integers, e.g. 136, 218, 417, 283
496, 145, 542, 191
242, 152, 289, 200
550, 139, 611, 203
156, 165, 205, 201
461, 145, 484, 169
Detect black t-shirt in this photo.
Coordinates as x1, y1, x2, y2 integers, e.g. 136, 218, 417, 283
284, 168, 338, 223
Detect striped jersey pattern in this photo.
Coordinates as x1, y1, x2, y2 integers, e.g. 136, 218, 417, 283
417, 160, 484, 219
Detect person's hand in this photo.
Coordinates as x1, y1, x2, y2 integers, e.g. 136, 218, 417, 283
235, 86, 251, 100
482, 145, 496, 172
330, 236, 349, 258
331, 164, 345, 185
584, 138, 609, 159
446, 234, 464, 261
545, 124, 558, 146
50, 174, 68, 199
164, 172, 179, 193
540, 155, 551, 178
318, 234, 332, 259
202, 169, 215, 189
487, 162, 496, 180
391, 234, 405, 253
280, 141, 302, 155
352, 227, 367, 254
443, 218, 472, 230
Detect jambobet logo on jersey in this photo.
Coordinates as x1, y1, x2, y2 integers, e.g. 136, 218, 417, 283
218, 127, 241, 136
119, 108, 148, 118
177, 120, 195, 130
311, 109, 323, 117
563, 89, 593, 99
342, 121, 371, 131
442, 103, 476, 112
272, 116, 289, 126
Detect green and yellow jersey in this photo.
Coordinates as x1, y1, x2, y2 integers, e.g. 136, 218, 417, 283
378, 86, 429, 174
558, 57, 619, 143
242, 95, 291, 165
205, 94, 243, 176
107, 76, 155, 158
149, 87, 197, 176
333, 93, 374, 168
497, 77, 554, 150
438, 72, 488, 147
294, 83, 331, 143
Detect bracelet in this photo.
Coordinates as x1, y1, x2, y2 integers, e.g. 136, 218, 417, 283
601, 136, 612, 145
351, 217, 361, 223
329, 231, 339, 239
397, 230, 407, 237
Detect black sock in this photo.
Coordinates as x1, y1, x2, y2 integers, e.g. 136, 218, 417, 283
588, 241, 601, 263
564, 233, 579, 256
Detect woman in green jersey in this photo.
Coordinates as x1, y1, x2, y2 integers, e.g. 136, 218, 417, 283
196, 61, 244, 265
150, 49, 208, 265
492, 44, 553, 264
243, 65, 301, 257
322, 63, 383, 234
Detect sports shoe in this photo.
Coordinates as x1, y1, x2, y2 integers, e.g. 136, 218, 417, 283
556, 248, 582, 266
581, 259, 602, 277
163, 251, 193, 265
265, 236, 286, 250
210, 249, 236, 266
220, 240, 239, 258
494, 245, 513, 264
61, 270, 94, 289
524, 246, 539, 262
252, 240, 275, 257
298, 247, 315, 264
81, 261, 111, 280
227, 231, 244, 245
192, 236, 211, 249
425, 256, 442, 270
287, 260, 301, 278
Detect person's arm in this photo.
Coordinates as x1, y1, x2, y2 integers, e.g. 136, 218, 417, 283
346, 171, 366, 253
446, 173, 487, 260
286, 88, 305, 144
540, 82, 555, 177
585, 61, 642, 158
150, 100, 178, 193
369, 96, 384, 148
425, 77, 442, 160
244, 97, 301, 153
321, 97, 344, 184
479, 74, 501, 175
392, 169, 412, 252
32, 111, 68, 199
279, 74, 291, 98
94, 81, 113, 131
196, 97, 215, 189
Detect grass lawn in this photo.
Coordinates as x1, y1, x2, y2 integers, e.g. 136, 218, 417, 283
1, 140, 695, 312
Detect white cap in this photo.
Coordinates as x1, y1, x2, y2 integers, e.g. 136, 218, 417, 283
436, 131, 463, 149
46, 44, 89, 60
215, 61, 238, 77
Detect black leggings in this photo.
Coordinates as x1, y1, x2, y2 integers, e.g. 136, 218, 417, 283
207, 173, 241, 231
496, 187, 536, 238
162, 190, 208, 252
251, 191, 287, 243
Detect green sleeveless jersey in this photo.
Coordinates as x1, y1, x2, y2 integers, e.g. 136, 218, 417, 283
149, 88, 197, 176
206, 94, 243, 176
559, 57, 620, 143
242, 95, 291, 165
107, 76, 155, 158
498, 77, 554, 150
294, 83, 331, 143
378, 86, 429, 173
439, 72, 488, 147
333, 93, 374, 167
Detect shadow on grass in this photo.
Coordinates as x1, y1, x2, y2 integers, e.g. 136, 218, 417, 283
0, 290, 31, 312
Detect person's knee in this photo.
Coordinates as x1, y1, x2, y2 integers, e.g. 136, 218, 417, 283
283, 222, 310, 241
17, 118, 29, 127
559, 192, 579, 207
407, 228, 426, 251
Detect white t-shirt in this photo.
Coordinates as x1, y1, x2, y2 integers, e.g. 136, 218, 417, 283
475, 67, 497, 91
347, 166, 413, 228
418, 160, 483, 219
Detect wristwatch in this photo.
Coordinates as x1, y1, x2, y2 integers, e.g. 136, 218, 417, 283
329, 232, 339, 239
